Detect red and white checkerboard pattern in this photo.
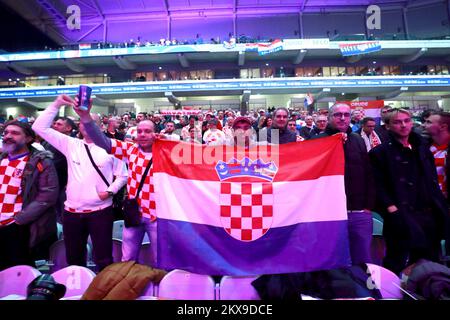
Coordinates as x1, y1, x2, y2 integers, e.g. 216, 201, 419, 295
125, 126, 137, 140
219, 181, 273, 241
0, 156, 29, 226
111, 140, 156, 221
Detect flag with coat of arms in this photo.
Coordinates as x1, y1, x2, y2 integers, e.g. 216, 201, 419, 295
153, 136, 350, 276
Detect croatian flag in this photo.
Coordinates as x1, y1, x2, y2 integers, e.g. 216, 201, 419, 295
304, 93, 314, 108
153, 135, 350, 276
78, 43, 92, 50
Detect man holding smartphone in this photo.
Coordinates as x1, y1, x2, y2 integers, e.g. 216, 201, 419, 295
71, 97, 159, 267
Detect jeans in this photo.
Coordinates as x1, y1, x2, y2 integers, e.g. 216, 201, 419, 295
63, 206, 114, 272
122, 217, 157, 267
347, 211, 373, 265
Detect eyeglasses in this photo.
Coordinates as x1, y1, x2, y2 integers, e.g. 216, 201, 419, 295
332, 112, 351, 118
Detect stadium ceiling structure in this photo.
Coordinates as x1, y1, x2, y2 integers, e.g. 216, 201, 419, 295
2, 0, 444, 45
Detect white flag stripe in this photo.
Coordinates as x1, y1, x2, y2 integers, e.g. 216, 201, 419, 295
154, 173, 347, 228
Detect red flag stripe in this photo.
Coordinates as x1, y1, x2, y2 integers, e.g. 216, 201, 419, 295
153, 135, 344, 182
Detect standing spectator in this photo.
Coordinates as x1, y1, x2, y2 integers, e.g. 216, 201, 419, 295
299, 115, 315, 139
287, 119, 304, 142
350, 109, 363, 133
125, 112, 146, 141
313, 103, 375, 266
265, 108, 296, 144
375, 105, 392, 142
423, 111, 450, 198
254, 109, 266, 133
33, 95, 127, 272
369, 109, 449, 275
0, 121, 58, 270
258, 116, 273, 141
217, 111, 225, 128
181, 116, 201, 141
360, 117, 382, 152
309, 115, 328, 138
152, 114, 164, 133
41, 116, 76, 223
222, 116, 235, 143
74, 103, 159, 267
228, 116, 261, 149
101, 116, 109, 132
104, 117, 125, 141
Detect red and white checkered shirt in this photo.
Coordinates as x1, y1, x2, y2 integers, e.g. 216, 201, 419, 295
111, 139, 156, 221
430, 143, 447, 197
0, 154, 29, 226
125, 126, 137, 140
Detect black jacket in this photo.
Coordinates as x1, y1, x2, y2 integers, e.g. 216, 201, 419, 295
313, 125, 375, 211
266, 127, 297, 144
369, 131, 449, 248
42, 141, 67, 190
0, 148, 59, 249
299, 126, 314, 139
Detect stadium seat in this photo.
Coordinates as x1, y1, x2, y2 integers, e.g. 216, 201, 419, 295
112, 238, 123, 263
143, 233, 150, 243
52, 265, 96, 299
47, 239, 93, 272
372, 212, 384, 223
366, 263, 402, 299
370, 236, 386, 266
57, 222, 63, 240
371, 215, 385, 265
441, 240, 449, 267
157, 269, 216, 300
0, 265, 42, 299
113, 220, 124, 240
139, 281, 156, 298
372, 218, 383, 236
218, 276, 260, 300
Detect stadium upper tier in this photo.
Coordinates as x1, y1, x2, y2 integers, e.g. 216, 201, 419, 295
1, 39, 449, 79
1, 38, 450, 63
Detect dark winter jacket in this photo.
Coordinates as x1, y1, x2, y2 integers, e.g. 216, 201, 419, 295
266, 127, 297, 144
0, 148, 59, 249
313, 125, 375, 211
369, 131, 450, 249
